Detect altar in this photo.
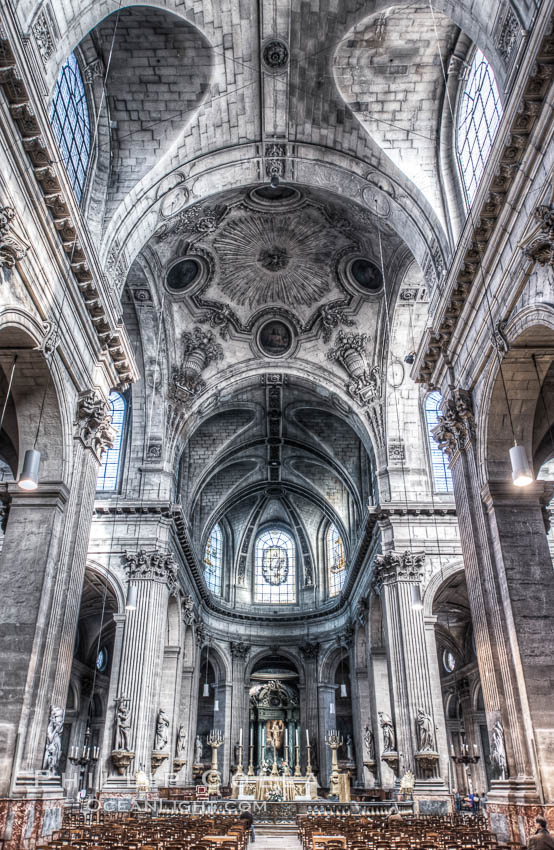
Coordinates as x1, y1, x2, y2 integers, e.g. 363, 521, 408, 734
232, 773, 318, 801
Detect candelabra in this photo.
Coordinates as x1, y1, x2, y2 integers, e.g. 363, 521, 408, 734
69, 725, 100, 793
247, 744, 255, 776
206, 729, 223, 795
325, 730, 344, 799
294, 743, 302, 776
450, 742, 480, 765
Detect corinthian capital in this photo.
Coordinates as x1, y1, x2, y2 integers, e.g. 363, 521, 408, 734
373, 550, 425, 589
432, 388, 475, 457
0, 205, 29, 269
76, 390, 116, 459
123, 549, 178, 595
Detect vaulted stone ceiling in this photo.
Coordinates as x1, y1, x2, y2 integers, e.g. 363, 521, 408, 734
177, 376, 374, 582
53, 0, 517, 282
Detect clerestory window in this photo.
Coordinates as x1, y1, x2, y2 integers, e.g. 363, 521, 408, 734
50, 52, 91, 204
254, 528, 296, 604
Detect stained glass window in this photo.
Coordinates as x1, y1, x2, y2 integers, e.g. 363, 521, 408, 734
97, 391, 126, 491
255, 528, 296, 604
50, 52, 91, 204
327, 524, 346, 597
425, 391, 453, 494
457, 49, 503, 206
204, 523, 223, 595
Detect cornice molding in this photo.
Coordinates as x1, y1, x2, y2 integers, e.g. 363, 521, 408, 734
0, 22, 137, 390
414, 11, 554, 386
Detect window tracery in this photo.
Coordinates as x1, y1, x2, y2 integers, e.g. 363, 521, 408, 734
254, 528, 296, 604
425, 391, 453, 494
457, 48, 503, 206
50, 52, 91, 204
204, 523, 223, 595
96, 391, 126, 492
327, 524, 346, 597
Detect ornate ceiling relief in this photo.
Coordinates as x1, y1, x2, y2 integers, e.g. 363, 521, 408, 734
212, 210, 347, 309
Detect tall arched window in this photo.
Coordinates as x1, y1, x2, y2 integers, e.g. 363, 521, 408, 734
425, 391, 453, 494
97, 391, 126, 491
50, 52, 91, 203
457, 49, 503, 206
327, 524, 346, 597
204, 524, 223, 595
254, 528, 296, 604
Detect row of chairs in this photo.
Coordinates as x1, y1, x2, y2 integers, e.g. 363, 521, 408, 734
297, 814, 525, 850
38, 814, 249, 850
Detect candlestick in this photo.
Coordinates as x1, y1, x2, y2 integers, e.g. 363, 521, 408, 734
306, 729, 310, 747
296, 729, 299, 748
239, 727, 242, 747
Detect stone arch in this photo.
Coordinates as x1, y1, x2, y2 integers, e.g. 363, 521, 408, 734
478, 309, 554, 484
244, 648, 305, 688
423, 558, 465, 617
320, 643, 349, 684
85, 559, 126, 614
0, 321, 67, 483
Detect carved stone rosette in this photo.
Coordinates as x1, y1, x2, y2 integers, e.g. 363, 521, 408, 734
373, 550, 425, 590
432, 389, 475, 459
123, 549, 178, 596
75, 390, 116, 460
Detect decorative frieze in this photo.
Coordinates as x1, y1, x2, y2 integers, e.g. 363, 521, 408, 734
373, 550, 425, 588
0, 206, 28, 270
123, 549, 178, 595
432, 388, 475, 458
75, 390, 115, 460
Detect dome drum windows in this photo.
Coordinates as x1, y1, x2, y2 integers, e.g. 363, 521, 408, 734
327, 524, 346, 598
97, 392, 127, 492
255, 528, 296, 604
456, 49, 503, 206
204, 524, 223, 596
50, 52, 91, 204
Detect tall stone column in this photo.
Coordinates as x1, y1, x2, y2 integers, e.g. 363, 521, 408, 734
3, 390, 114, 796
109, 549, 176, 781
374, 550, 448, 794
433, 390, 552, 819
229, 641, 250, 775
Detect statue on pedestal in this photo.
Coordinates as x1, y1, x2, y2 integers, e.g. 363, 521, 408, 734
416, 708, 435, 752
43, 706, 65, 775
176, 725, 187, 756
346, 734, 354, 762
154, 708, 169, 751
115, 697, 131, 751
194, 734, 204, 764
378, 711, 396, 752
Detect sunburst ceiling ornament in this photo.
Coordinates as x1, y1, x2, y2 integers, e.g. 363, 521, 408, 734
213, 211, 347, 308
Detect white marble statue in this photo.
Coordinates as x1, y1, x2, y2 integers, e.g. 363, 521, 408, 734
154, 708, 169, 751
194, 734, 204, 764
378, 711, 396, 752
416, 707, 435, 751
42, 706, 65, 775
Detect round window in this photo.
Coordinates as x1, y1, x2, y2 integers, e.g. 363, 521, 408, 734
166, 258, 202, 292
96, 647, 108, 673
349, 258, 383, 292
443, 649, 456, 673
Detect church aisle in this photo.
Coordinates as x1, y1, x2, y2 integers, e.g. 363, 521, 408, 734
253, 834, 303, 850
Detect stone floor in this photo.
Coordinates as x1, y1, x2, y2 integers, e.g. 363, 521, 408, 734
252, 835, 302, 850
252, 825, 302, 849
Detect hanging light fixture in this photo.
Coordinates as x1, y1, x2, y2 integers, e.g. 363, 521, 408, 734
411, 584, 423, 610
18, 448, 41, 490
203, 641, 210, 697
125, 584, 137, 610
509, 442, 534, 487
339, 643, 347, 698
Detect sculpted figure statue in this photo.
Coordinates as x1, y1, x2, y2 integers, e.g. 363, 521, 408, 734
416, 708, 435, 751
176, 725, 187, 756
194, 734, 204, 764
363, 724, 375, 761
346, 735, 354, 762
43, 706, 65, 774
378, 711, 396, 752
154, 708, 170, 751
115, 697, 131, 751
490, 720, 508, 779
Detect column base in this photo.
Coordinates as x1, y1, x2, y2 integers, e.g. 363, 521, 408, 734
486, 779, 549, 845
0, 795, 64, 850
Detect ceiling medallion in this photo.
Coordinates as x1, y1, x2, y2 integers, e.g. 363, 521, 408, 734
257, 319, 294, 358
262, 38, 289, 71
213, 212, 339, 308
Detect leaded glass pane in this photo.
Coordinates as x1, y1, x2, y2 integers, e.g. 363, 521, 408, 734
50, 52, 91, 204
205, 524, 223, 595
327, 524, 346, 598
425, 391, 453, 494
97, 392, 126, 491
255, 529, 296, 604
